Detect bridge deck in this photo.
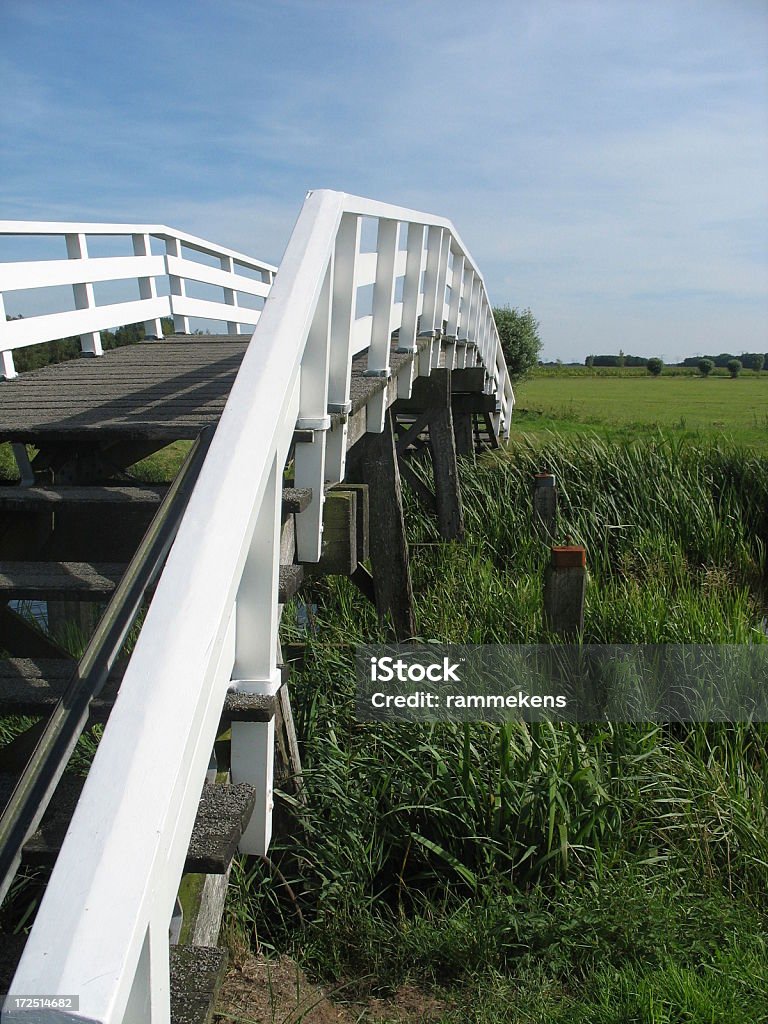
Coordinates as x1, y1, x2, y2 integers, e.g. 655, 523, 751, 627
0, 336, 423, 443
0, 338, 247, 442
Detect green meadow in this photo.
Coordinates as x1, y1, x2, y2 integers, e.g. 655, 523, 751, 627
511, 369, 768, 450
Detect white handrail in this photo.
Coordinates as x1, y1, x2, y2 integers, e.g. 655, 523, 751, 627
0, 222, 277, 378
3, 191, 513, 1022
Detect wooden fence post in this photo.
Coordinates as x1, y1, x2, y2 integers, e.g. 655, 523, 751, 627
544, 545, 586, 637
533, 472, 557, 539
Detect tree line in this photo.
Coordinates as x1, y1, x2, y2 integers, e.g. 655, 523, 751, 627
5, 316, 175, 373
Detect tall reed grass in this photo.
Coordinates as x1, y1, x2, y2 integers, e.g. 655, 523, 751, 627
227, 435, 768, 1015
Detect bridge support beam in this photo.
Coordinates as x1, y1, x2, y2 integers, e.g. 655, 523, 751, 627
347, 410, 415, 640
452, 406, 475, 463
395, 369, 465, 541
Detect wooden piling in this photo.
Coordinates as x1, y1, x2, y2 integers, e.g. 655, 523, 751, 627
543, 545, 587, 637
533, 472, 557, 539
411, 369, 465, 540
452, 405, 476, 463
347, 410, 415, 639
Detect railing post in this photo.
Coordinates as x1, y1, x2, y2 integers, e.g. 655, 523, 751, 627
326, 212, 360, 482
165, 236, 189, 334
65, 232, 103, 356
122, 912, 171, 1024
394, 222, 425, 400
458, 267, 475, 370
444, 247, 464, 371
418, 225, 443, 373
295, 258, 333, 561
132, 233, 164, 340
220, 254, 242, 334
470, 284, 483, 367
231, 454, 283, 855
431, 231, 450, 368
364, 217, 398, 433
0, 291, 16, 379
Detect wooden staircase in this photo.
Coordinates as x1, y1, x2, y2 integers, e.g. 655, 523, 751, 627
0, 434, 307, 1021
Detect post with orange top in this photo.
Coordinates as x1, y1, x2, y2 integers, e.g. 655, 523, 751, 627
544, 545, 587, 637
533, 472, 557, 539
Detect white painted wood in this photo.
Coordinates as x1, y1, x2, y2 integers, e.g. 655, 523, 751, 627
366, 217, 398, 377
0, 348, 16, 379
396, 222, 424, 354
2, 297, 171, 349
0, 224, 276, 363
0, 221, 278, 275
446, 249, 464, 338
0, 254, 164, 291
133, 234, 164, 339
231, 720, 275, 855
66, 233, 103, 356
328, 212, 360, 414
165, 236, 190, 334
5, 190, 513, 1022
165, 255, 270, 297
170, 295, 260, 326
296, 260, 332, 560
324, 418, 349, 482
0, 290, 15, 379
221, 254, 242, 334
419, 225, 443, 339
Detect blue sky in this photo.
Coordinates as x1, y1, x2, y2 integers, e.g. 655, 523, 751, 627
2, 0, 766, 362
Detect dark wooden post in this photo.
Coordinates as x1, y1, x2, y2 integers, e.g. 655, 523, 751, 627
452, 403, 476, 463
533, 472, 557, 539
413, 369, 464, 540
544, 546, 587, 637
348, 410, 415, 639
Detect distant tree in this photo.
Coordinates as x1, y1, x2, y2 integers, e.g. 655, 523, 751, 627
727, 358, 742, 378
617, 349, 626, 368
647, 357, 664, 377
744, 353, 765, 373
698, 358, 715, 377
492, 306, 542, 381
585, 354, 594, 368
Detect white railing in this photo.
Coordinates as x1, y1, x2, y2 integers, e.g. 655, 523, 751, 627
3, 191, 513, 1022
0, 222, 277, 379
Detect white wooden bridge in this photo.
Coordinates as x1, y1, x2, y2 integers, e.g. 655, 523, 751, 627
0, 191, 513, 1022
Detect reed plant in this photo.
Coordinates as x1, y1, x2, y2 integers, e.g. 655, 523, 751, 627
232, 435, 768, 1016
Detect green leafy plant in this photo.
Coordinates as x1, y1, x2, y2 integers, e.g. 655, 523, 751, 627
492, 305, 542, 381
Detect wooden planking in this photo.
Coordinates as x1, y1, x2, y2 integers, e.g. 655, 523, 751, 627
0, 338, 248, 443
0, 335, 427, 445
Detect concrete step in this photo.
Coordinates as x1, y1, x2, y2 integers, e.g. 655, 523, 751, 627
0, 561, 125, 601
0, 774, 256, 874
0, 484, 310, 515
278, 564, 303, 604
0, 658, 289, 725
0, 658, 122, 720
0, 938, 227, 1024
170, 944, 228, 1024
280, 486, 312, 514
0, 484, 168, 511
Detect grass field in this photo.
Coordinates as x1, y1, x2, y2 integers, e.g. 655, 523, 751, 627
511, 370, 768, 450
